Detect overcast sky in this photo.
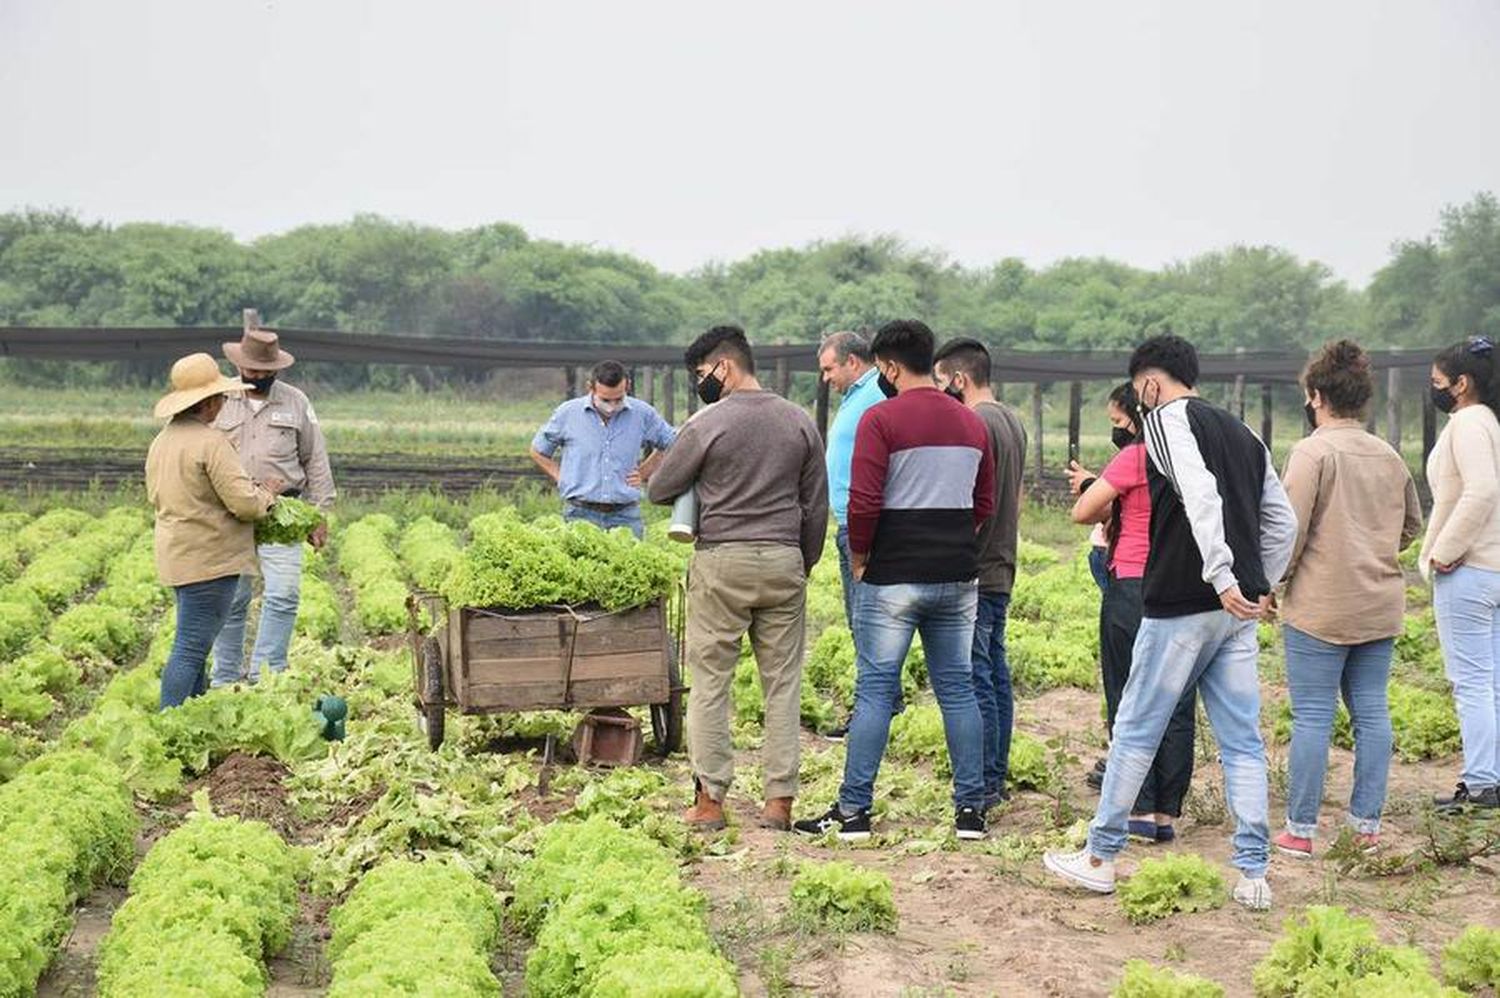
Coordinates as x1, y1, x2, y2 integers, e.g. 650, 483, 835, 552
3, 0, 1497, 285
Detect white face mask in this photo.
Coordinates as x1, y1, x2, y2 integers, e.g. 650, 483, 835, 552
593, 395, 624, 415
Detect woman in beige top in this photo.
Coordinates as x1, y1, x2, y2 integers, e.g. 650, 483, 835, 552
1274, 340, 1422, 857
1421, 335, 1500, 812
145, 354, 276, 710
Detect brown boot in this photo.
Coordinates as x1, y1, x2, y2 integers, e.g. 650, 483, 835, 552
683, 780, 726, 831
760, 797, 793, 831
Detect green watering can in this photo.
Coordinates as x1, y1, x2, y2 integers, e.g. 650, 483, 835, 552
313, 695, 348, 741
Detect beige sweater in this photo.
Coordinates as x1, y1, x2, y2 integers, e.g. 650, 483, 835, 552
1421, 403, 1500, 580
1280, 426, 1422, 645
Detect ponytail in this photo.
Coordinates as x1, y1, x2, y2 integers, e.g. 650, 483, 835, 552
1434, 336, 1500, 415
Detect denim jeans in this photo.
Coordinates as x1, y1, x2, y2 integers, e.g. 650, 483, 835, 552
1089, 609, 1270, 877
835, 525, 856, 632
161, 575, 241, 709
1433, 565, 1500, 792
1100, 576, 1196, 817
1282, 626, 1392, 838
1088, 546, 1110, 592
972, 591, 1013, 796
840, 580, 984, 811
211, 542, 303, 687
564, 501, 644, 539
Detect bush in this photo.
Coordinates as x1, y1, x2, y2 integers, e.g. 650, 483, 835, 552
591, 947, 739, 998
1114, 960, 1224, 998
1253, 905, 1450, 997
789, 860, 898, 934
1117, 854, 1225, 925
525, 869, 714, 998
328, 858, 500, 962
1442, 925, 1500, 992
510, 816, 678, 932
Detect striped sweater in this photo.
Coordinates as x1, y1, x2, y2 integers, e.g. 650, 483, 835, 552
848, 387, 996, 584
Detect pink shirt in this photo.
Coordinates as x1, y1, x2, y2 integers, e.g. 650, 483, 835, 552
1101, 442, 1152, 579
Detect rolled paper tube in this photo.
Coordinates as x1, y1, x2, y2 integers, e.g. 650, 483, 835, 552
668, 487, 698, 543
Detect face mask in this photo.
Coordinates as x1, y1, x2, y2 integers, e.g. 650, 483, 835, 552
942, 380, 965, 402
877, 369, 899, 399
1431, 384, 1458, 414
593, 395, 624, 416
1111, 426, 1135, 450
696, 365, 724, 405
1303, 401, 1318, 431
246, 373, 277, 394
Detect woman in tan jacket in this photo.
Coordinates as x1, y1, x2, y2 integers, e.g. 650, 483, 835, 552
145, 354, 276, 709
1422, 336, 1500, 812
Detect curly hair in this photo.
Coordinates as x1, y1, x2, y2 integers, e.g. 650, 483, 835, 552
1301, 339, 1373, 419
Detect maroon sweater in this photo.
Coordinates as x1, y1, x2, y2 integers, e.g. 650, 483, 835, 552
848, 387, 996, 585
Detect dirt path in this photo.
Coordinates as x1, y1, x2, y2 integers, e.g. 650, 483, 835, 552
691, 688, 1500, 997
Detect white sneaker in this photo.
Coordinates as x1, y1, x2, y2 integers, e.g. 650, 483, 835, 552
1233, 875, 1273, 911
1042, 848, 1117, 894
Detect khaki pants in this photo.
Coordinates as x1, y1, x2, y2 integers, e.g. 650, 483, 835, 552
686, 541, 807, 802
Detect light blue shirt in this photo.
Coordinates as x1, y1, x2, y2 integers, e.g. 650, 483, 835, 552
826, 367, 885, 526
532, 396, 676, 505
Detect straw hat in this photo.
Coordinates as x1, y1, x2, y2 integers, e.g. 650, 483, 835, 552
223, 328, 295, 371
154, 354, 255, 418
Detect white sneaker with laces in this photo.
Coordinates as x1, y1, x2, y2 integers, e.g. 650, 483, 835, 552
1042, 848, 1116, 894
1233, 875, 1273, 911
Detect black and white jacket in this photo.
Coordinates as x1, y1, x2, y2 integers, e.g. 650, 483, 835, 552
1140, 397, 1297, 619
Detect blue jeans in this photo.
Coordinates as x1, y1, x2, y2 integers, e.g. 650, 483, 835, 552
1434, 565, 1500, 792
564, 502, 644, 539
1088, 546, 1109, 592
840, 580, 984, 812
161, 575, 241, 709
1282, 626, 1392, 837
211, 542, 304, 686
973, 591, 1013, 796
835, 525, 856, 631
1089, 610, 1270, 878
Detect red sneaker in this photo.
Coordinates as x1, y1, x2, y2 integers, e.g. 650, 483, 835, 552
1352, 833, 1379, 853
1273, 831, 1313, 858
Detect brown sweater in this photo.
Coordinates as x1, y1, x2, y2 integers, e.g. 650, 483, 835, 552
1279, 424, 1422, 645
647, 390, 829, 571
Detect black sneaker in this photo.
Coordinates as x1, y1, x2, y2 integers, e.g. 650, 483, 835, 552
1435, 782, 1500, 814
983, 788, 1010, 813
793, 804, 872, 841
955, 806, 987, 841
823, 723, 849, 743
1086, 759, 1106, 791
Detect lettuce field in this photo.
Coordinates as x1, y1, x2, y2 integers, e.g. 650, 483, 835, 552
0, 496, 1497, 997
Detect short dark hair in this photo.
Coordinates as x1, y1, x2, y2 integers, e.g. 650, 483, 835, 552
870, 319, 935, 376
933, 337, 991, 387
1434, 335, 1500, 415
590, 359, 627, 388
1128, 333, 1200, 388
1108, 382, 1141, 434
1302, 340, 1372, 419
685, 325, 755, 374
819, 330, 872, 365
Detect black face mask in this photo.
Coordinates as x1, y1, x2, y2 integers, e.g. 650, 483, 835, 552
1303, 402, 1318, 431
247, 373, 277, 394
877, 373, 899, 399
1431, 384, 1458, 414
1111, 426, 1136, 450
696, 370, 724, 405
942, 381, 965, 402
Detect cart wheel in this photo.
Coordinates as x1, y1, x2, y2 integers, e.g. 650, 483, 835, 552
650, 643, 684, 756
421, 636, 446, 751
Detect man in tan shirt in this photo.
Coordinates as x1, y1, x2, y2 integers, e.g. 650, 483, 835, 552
211, 327, 336, 686
145, 353, 276, 707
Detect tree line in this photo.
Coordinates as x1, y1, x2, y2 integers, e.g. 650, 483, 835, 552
0, 192, 1496, 388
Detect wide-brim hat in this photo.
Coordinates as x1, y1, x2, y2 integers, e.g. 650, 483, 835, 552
223, 328, 295, 371
154, 353, 255, 418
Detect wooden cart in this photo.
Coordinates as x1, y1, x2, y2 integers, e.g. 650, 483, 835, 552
408, 592, 684, 755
